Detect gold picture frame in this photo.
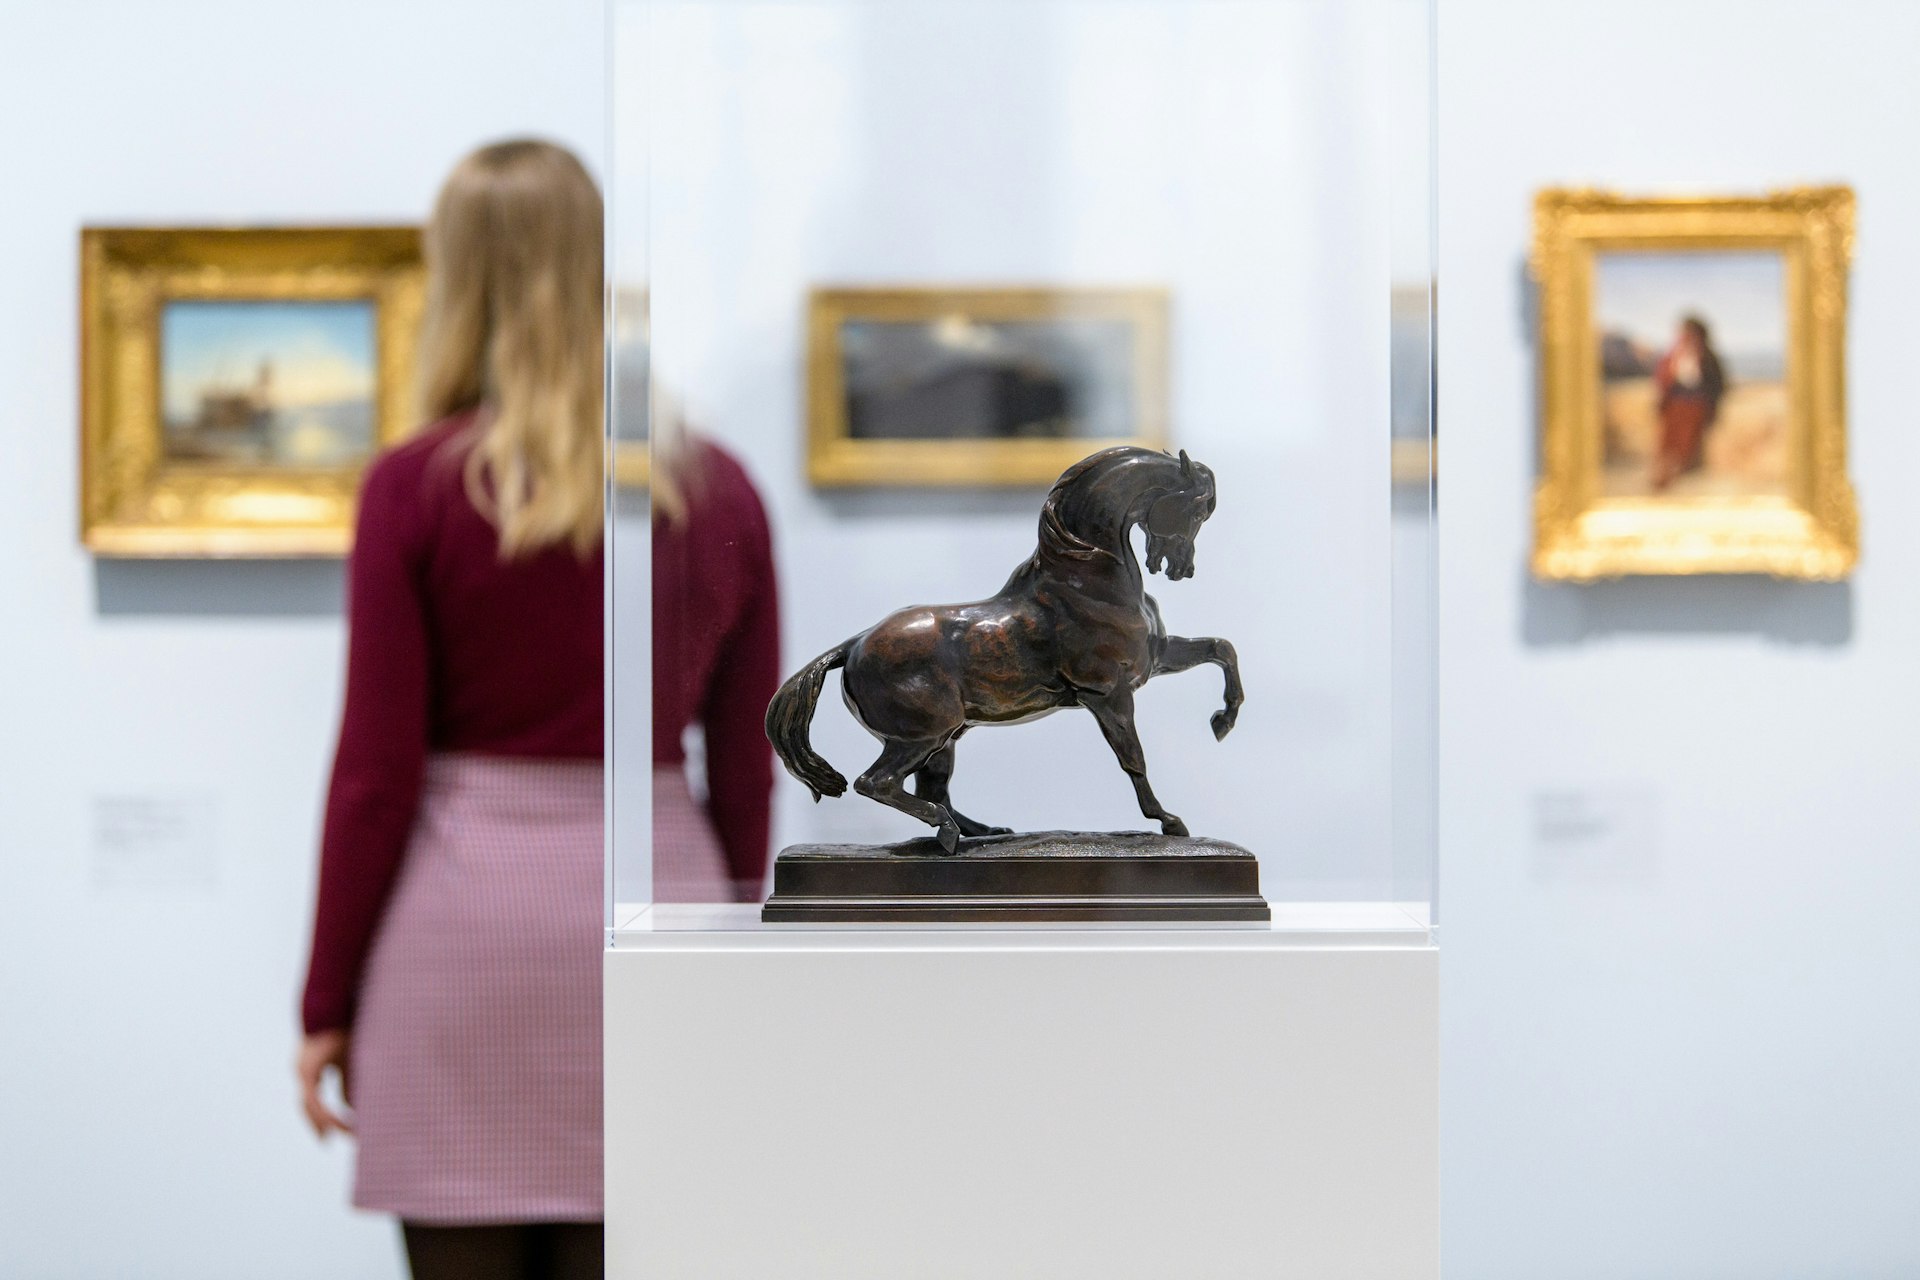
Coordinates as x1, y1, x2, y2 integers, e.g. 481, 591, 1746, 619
608, 284, 652, 492
1531, 187, 1858, 580
806, 286, 1169, 487
81, 226, 424, 557
611, 443, 651, 489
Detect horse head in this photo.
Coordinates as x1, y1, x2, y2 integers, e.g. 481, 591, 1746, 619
1142, 449, 1216, 581
1039, 445, 1219, 579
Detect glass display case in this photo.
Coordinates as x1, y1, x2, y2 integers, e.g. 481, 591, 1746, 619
606, 0, 1435, 938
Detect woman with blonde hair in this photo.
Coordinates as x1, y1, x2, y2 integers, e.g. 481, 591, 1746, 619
296, 139, 612, 1280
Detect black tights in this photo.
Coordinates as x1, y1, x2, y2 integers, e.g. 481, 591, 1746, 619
401, 1221, 603, 1280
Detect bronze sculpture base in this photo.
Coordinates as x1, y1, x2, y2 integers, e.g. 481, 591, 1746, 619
761, 830, 1270, 924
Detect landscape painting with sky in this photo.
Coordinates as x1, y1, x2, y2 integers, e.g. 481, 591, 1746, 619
160, 300, 377, 468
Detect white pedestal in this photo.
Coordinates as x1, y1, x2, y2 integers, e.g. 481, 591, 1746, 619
606, 906, 1437, 1280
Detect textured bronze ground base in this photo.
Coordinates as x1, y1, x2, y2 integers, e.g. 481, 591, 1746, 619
761, 830, 1271, 923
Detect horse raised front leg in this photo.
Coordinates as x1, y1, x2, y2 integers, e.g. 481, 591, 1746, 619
1079, 689, 1188, 838
915, 743, 1011, 840
856, 737, 963, 853
1155, 635, 1243, 740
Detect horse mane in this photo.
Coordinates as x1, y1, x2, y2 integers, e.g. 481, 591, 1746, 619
1037, 446, 1172, 563
1038, 501, 1110, 562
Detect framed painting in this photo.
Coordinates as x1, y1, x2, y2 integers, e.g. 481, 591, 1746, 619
81, 226, 424, 556
806, 286, 1169, 487
1531, 187, 1858, 580
609, 284, 651, 490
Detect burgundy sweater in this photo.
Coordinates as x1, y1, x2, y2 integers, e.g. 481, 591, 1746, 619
300, 419, 778, 1035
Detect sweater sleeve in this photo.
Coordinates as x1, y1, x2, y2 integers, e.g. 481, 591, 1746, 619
300, 455, 433, 1034
700, 476, 780, 901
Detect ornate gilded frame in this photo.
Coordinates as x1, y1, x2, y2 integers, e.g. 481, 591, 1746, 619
81, 226, 423, 556
806, 286, 1169, 487
1531, 187, 1858, 580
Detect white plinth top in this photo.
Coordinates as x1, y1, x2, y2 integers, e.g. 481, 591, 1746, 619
610, 900, 1433, 951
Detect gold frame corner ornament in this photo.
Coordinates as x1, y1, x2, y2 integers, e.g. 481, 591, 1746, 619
79, 225, 424, 558
804, 285, 1171, 488
1530, 186, 1858, 581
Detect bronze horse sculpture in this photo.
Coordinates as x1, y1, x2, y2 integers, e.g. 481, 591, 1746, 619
767, 446, 1243, 853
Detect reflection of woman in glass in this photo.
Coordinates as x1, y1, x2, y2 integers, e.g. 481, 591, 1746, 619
1650, 314, 1727, 491
297, 140, 608, 1279
649, 419, 781, 903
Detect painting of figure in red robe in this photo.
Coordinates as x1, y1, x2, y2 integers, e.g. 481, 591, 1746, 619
1595, 250, 1788, 498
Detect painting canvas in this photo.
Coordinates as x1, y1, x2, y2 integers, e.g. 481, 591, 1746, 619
808, 287, 1168, 487
1595, 251, 1787, 499
161, 301, 378, 469
840, 316, 1138, 443
1531, 188, 1858, 580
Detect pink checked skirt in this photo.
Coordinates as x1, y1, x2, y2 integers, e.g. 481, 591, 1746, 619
351, 754, 604, 1224
653, 767, 736, 904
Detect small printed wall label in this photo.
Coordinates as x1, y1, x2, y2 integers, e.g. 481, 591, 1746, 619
1529, 785, 1660, 885
91, 794, 218, 891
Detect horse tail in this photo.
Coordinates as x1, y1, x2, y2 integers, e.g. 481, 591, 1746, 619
765, 638, 855, 801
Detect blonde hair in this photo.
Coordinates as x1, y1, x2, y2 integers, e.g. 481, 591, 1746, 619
649, 396, 695, 527
417, 139, 604, 557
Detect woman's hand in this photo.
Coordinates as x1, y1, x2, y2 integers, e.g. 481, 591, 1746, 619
296, 1029, 354, 1138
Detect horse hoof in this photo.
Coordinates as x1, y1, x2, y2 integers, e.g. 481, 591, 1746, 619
937, 823, 961, 854
1161, 816, 1189, 838
1210, 709, 1237, 740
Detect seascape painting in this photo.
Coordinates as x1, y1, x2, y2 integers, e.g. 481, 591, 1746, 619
82, 224, 421, 555
160, 300, 378, 468
1594, 250, 1789, 498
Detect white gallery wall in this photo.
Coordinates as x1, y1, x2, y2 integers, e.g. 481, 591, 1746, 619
0, 2, 603, 1277
1439, 1, 1920, 1276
